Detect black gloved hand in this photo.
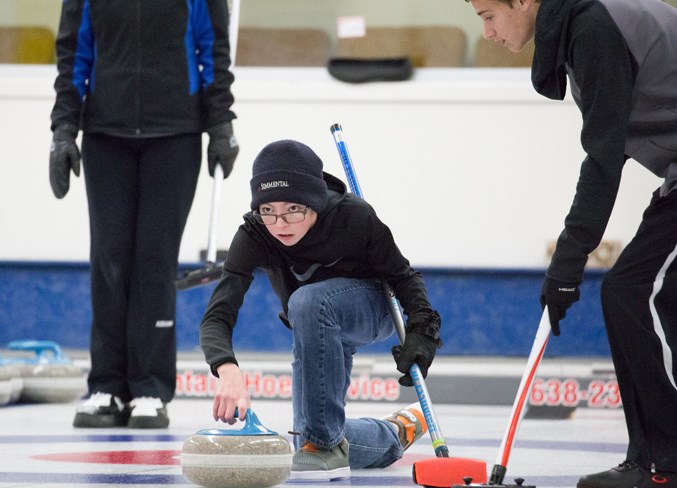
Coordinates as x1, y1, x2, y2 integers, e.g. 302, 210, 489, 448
49, 125, 81, 199
207, 122, 239, 179
540, 278, 580, 336
392, 332, 440, 387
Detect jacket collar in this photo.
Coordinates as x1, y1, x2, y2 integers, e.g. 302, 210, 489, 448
531, 0, 577, 100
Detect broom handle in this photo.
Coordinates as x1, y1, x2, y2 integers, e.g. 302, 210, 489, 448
229, 0, 240, 68
490, 308, 551, 484
206, 165, 224, 264
330, 123, 450, 459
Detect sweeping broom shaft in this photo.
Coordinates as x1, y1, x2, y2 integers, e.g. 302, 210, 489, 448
206, 165, 224, 263
332, 131, 363, 197
330, 123, 449, 458
380, 281, 448, 456
490, 308, 551, 484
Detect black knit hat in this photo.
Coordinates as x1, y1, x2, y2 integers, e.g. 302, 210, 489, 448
250, 140, 328, 213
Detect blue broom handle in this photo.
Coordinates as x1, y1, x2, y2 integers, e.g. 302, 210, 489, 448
330, 123, 449, 458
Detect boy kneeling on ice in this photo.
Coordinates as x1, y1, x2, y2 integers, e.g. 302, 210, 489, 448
200, 139, 442, 481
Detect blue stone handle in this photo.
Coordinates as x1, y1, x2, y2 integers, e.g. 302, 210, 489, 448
7, 340, 71, 364
196, 409, 278, 436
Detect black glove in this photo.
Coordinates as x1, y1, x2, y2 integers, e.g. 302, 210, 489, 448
49, 125, 81, 199
392, 331, 440, 387
207, 122, 239, 179
540, 278, 580, 336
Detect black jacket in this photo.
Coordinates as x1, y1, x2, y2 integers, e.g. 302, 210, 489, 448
200, 172, 440, 375
532, 0, 677, 283
51, 0, 235, 136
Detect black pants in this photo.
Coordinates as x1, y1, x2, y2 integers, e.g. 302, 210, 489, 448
81, 133, 201, 403
601, 189, 677, 471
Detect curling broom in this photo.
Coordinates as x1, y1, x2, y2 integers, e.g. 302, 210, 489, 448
330, 123, 488, 487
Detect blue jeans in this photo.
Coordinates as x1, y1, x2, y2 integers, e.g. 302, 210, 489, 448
288, 278, 404, 469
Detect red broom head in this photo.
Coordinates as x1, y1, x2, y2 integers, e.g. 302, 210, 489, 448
413, 457, 488, 487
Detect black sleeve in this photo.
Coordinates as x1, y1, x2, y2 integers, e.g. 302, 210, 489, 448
197, 0, 236, 130
199, 227, 263, 376
364, 208, 440, 338
548, 11, 634, 283
51, 0, 90, 131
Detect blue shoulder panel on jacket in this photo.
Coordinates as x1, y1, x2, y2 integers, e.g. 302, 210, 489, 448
186, 0, 216, 95
73, 0, 95, 98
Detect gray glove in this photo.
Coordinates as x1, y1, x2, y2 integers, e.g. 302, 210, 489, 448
49, 125, 81, 199
207, 122, 239, 179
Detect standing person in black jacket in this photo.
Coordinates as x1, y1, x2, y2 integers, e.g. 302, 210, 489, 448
49, 0, 239, 429
466, 0, 677, 486
200, 139, 441, 481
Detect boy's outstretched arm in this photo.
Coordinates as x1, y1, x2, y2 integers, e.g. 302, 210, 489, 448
212, 362, 250, 424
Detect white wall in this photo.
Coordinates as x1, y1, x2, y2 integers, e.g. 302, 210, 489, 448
0, 65, 661, 268
0, 0, 488, 66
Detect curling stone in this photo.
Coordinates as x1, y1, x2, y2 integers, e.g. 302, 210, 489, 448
7, 340, 87, 404
0, 364, 12, 406
0, 358, 23, 405
181, 409, 292, 488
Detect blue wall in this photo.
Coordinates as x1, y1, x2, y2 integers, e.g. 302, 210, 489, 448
0, 261, 611, 358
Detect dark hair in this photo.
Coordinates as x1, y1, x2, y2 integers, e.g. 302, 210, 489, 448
464, 0, 515, 5
464, 0, 541, 5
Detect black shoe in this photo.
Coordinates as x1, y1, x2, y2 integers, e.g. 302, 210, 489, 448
578, 461, 676, 488
73, 392, 130, 428
127, 397, 169, 429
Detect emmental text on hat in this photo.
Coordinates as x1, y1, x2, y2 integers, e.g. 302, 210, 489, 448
259, 181, 290, 191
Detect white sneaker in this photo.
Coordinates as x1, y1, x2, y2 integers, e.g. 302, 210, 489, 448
128, 396, 169, 429
73, 392, 130, 428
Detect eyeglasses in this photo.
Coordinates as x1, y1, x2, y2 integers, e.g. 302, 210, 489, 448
253, 207, 309, 225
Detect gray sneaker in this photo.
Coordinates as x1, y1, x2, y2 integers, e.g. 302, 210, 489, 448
289, 438, 350, 481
